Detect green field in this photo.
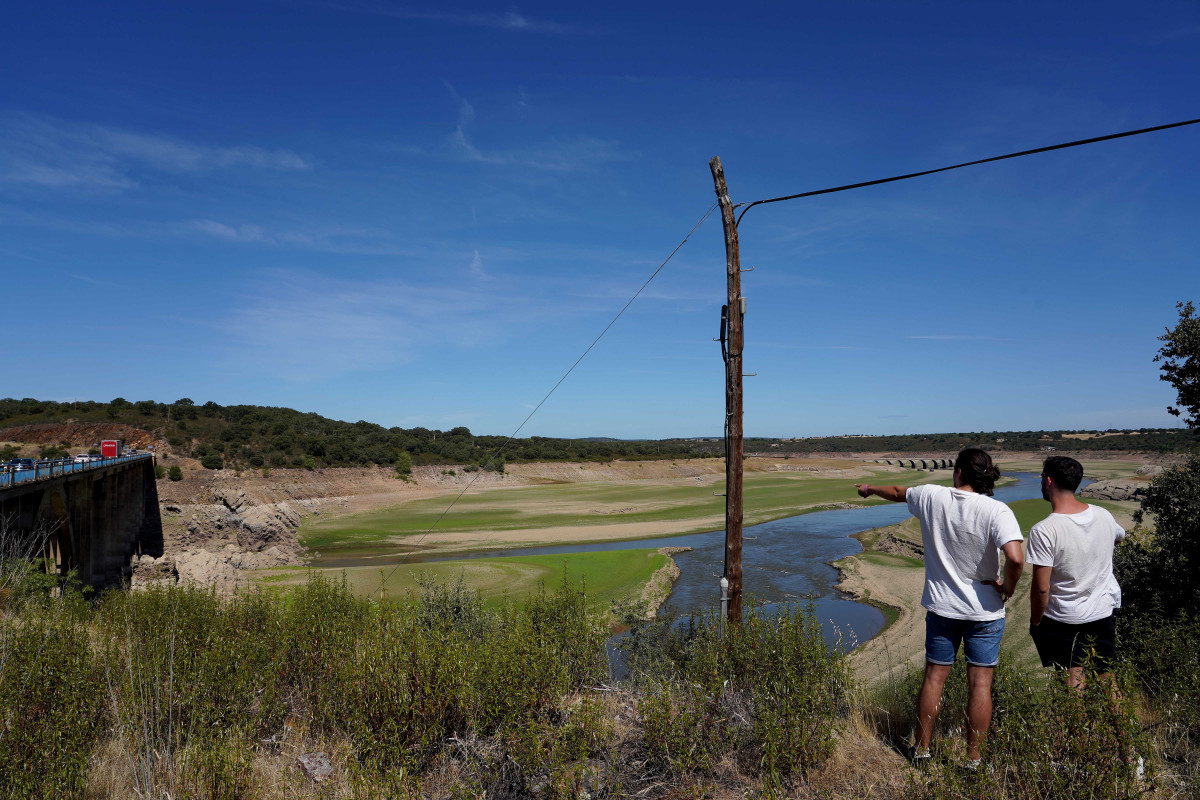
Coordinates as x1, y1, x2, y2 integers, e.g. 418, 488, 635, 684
300, 466, 942, 557
261, 548, 669, 613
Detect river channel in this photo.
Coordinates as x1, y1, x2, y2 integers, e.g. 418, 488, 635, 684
360, 471, 1052, 651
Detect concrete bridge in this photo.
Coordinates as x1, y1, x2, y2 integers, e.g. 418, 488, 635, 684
0, 455, 162, 589
874, 457, 955, 470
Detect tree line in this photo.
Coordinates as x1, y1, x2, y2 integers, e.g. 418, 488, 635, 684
0, 396, 1192, 471
0, 398, 701, 470
742, 427, 1197, 456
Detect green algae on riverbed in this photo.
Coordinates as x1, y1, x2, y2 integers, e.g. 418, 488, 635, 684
299, 466, 943, 555
259, 547, 670, 615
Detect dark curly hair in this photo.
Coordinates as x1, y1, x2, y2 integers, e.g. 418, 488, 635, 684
1042, 455, 1083, 492
954, 447, 1001, 496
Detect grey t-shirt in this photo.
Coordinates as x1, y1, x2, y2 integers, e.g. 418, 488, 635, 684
1027, 505, 1125, 624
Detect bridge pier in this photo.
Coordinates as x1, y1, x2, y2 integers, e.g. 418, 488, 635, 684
0, 457, 162, 589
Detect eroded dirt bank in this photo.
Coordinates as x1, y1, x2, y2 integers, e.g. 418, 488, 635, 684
138, 459, 745, 589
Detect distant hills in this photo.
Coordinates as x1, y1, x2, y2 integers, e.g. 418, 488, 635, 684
0, 398, 701, 470
0, 397, 1193, 471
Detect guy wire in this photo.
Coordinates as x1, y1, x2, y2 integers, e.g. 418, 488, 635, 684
368, 202, 720, 599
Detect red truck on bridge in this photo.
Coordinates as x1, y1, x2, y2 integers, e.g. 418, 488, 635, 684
100, 439, 124, 458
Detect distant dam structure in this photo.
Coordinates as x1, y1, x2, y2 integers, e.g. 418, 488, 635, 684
0, 455, 162, 588
874, 457, 954, 470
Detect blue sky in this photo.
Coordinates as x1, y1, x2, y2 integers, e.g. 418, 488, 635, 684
3, 1, 1198, 438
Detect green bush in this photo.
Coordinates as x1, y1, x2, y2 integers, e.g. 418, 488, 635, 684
0, 605, 107, 798
1116, 456, 1200, 623
339, 575, 609, 780
154, 463, 167, 479
98, 587, 287, 745
395, 451, 413, 478
168, 465, 183, 481
277, 574, 368, 733
626, 603, 849, 785
200, 454, 224, 470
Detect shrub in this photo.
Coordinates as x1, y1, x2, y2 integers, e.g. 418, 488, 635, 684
154, 463, 166, 479
0, 570, 620, 797
908, 661, 1146, 799
168, 465, 183, 481
395, 451, 413, 479
626, 602, 849, 785
1121, 612, 1200, 790
0, 604, 106, 797
1116, 456, 1200, 622
334, 574, 609, 783
200, 454, 224, 470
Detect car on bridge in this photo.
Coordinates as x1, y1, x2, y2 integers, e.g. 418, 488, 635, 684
5, 458, 35, 472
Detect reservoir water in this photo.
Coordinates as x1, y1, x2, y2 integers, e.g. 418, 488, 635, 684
385, 471, 1053, 651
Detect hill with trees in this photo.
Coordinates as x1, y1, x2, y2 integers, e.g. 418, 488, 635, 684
0, 396, 1192, 472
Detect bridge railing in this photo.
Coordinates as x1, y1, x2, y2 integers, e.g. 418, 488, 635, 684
0, 453, 155, 489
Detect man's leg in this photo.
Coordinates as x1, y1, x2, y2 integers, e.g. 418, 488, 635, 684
961, 617, 1004, 762
964, 665, 995, 761
1066, 666, 1085, 693
916, 662, 953, 754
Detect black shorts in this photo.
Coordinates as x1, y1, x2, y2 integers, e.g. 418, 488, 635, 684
1030, 614, 1116, 671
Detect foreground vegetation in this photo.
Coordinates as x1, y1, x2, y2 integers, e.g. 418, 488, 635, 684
1, 570, 855, 799
4, 564, 1195, 800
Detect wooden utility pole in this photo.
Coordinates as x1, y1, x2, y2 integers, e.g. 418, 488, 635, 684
710, 156, 743, 623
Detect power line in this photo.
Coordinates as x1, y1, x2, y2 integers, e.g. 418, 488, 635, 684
735, 117, 1200, 226
369, 202, 720, 598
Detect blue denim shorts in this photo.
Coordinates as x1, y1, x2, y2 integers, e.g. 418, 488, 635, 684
925, 611, 1005, 667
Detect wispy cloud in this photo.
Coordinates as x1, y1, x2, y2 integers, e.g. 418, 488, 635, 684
185, 218, 420, 256
757, 341, 867, 351
905, 334, 1007, 341
220, 270, 538, 380
0, 114, 310, 191
1147, 24, 1200, 43
313, 2, 573, 33
445, 83, 626, 171
190, 220, 272, 243
468, 249, 490, 279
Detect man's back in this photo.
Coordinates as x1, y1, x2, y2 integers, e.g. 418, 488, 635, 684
1027, 505, 1125, 624
906, 484, 1023, 620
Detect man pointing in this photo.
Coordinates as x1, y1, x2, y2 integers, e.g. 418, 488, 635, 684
856, 448, 1024, 767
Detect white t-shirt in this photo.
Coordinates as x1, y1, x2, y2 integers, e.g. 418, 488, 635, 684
1026, 505, 1125, 624
906, 484, 1024, 621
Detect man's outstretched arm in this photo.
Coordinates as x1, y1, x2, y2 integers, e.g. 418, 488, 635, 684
854, 483, 908, 503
